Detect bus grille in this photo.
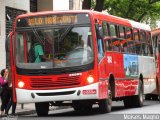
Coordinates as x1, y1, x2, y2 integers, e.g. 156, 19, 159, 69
30, 76, 80, 88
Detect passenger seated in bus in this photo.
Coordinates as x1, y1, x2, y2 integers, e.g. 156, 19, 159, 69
31, 40, 50, 63
75, 37, 84, 49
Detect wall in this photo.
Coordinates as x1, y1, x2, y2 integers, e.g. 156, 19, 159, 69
53, 0, 69, 10
0, 0, 29, 71
37, 0, 53, 11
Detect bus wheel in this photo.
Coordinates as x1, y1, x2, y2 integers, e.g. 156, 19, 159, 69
35, 102, 49, 116
133, 80, 143, 107
99, 84, 112, 113
151, 95, 159, 101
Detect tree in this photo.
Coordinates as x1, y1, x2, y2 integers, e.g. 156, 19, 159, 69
103, 0, 160, 29
82, 0, 160, 29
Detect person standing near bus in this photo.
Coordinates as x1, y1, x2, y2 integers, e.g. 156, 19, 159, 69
0, 69, 10, 116
5, 82, 17, 116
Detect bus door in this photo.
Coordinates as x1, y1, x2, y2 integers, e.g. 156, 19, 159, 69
6, 32, 17, 102
95, 22, 108, 99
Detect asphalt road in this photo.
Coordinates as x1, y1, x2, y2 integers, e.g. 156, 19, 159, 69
15, 100, 160, 120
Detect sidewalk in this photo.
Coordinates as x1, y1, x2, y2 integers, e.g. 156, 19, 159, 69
15, 103, 36, 116
0, 101, 70, 116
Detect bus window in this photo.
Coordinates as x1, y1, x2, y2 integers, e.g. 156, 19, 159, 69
127, 41, 136, 54
16, 33, 25, 63
140, 30, 146, 41
105, 39, 112, 51
102, 21, 109, 37
133, 29, 140, 41
135, 41, 141, 55
95, 23, 104, 61
112, 38, 120, 52
146, 32, 153, 56
119, 26, 125, 38
141, 42, 148, 56
120, 39, 128, 52
109, 24, 117, 37
126, 27, 132, 40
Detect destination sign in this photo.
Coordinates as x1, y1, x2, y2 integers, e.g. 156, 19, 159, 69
17, 14, 90, 27
28, 15, 78, 26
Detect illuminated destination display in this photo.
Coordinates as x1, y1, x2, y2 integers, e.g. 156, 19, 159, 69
17, 14, 90, 27
28, 15, 78, 26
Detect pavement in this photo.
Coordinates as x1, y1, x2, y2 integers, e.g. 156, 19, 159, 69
0, 103, 36, 116
0, 102, 69, 116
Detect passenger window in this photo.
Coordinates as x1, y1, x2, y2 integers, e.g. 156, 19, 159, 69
141, 42, 148, 56
120, 39, 128, 52
127, 41, 136, 54
105, 39, 112, 51
109, 24, 117, 37
126, 28, 132, 40
102, 21, 109, 38
140, 30, 146, 41
133, 29, 139, 41
135, 41, 141, 55
119, 26, 125, 38
112, 38, 120, 52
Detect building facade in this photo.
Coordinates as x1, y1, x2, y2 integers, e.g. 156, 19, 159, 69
0, 0, 82, 70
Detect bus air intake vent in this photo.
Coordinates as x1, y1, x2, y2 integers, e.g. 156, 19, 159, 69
30, 76, 80, 88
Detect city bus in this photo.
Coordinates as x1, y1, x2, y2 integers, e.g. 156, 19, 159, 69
149, 28, 160, 100
6, 10, 156, 116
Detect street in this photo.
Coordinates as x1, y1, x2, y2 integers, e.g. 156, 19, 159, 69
6, 100, 159, 120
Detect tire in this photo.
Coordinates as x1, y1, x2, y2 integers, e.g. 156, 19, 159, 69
152, 95, 159, 101
99, 84, 112, 113
35, 102, 49, 116
132, 80, 143, 107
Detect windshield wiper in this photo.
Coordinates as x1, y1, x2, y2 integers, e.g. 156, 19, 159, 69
31, 27, 44, 45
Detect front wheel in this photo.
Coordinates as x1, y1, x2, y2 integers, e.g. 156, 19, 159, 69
35, 102, 49, 116
99, 84, 112, 113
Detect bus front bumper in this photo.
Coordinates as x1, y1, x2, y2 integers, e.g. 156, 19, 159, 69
16, 83, 99, 103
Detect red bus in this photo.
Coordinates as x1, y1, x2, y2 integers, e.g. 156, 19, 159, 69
6, 10, 156, 116
150, 28, 160, 100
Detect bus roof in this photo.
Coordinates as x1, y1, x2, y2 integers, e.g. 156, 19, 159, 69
129, 20, 151, 31
15, 10, 151, 31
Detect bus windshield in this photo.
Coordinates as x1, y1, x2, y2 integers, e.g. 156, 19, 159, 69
15, 25, 94, 69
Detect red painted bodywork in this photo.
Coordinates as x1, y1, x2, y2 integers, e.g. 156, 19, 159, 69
151, 28, 160, 95
11, 10, 140, 102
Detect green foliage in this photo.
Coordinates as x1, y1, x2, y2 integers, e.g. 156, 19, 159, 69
103, 0, 160, 29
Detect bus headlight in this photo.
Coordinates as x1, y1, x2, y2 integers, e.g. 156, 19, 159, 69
87, 76, 94, 84
18, 81, 25, 88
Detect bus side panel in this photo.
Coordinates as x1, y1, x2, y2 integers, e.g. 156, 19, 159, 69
138, 56, 156, 94
115, 54, 139, 97
106, 52, 127, 97
105, 52, 125, 78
